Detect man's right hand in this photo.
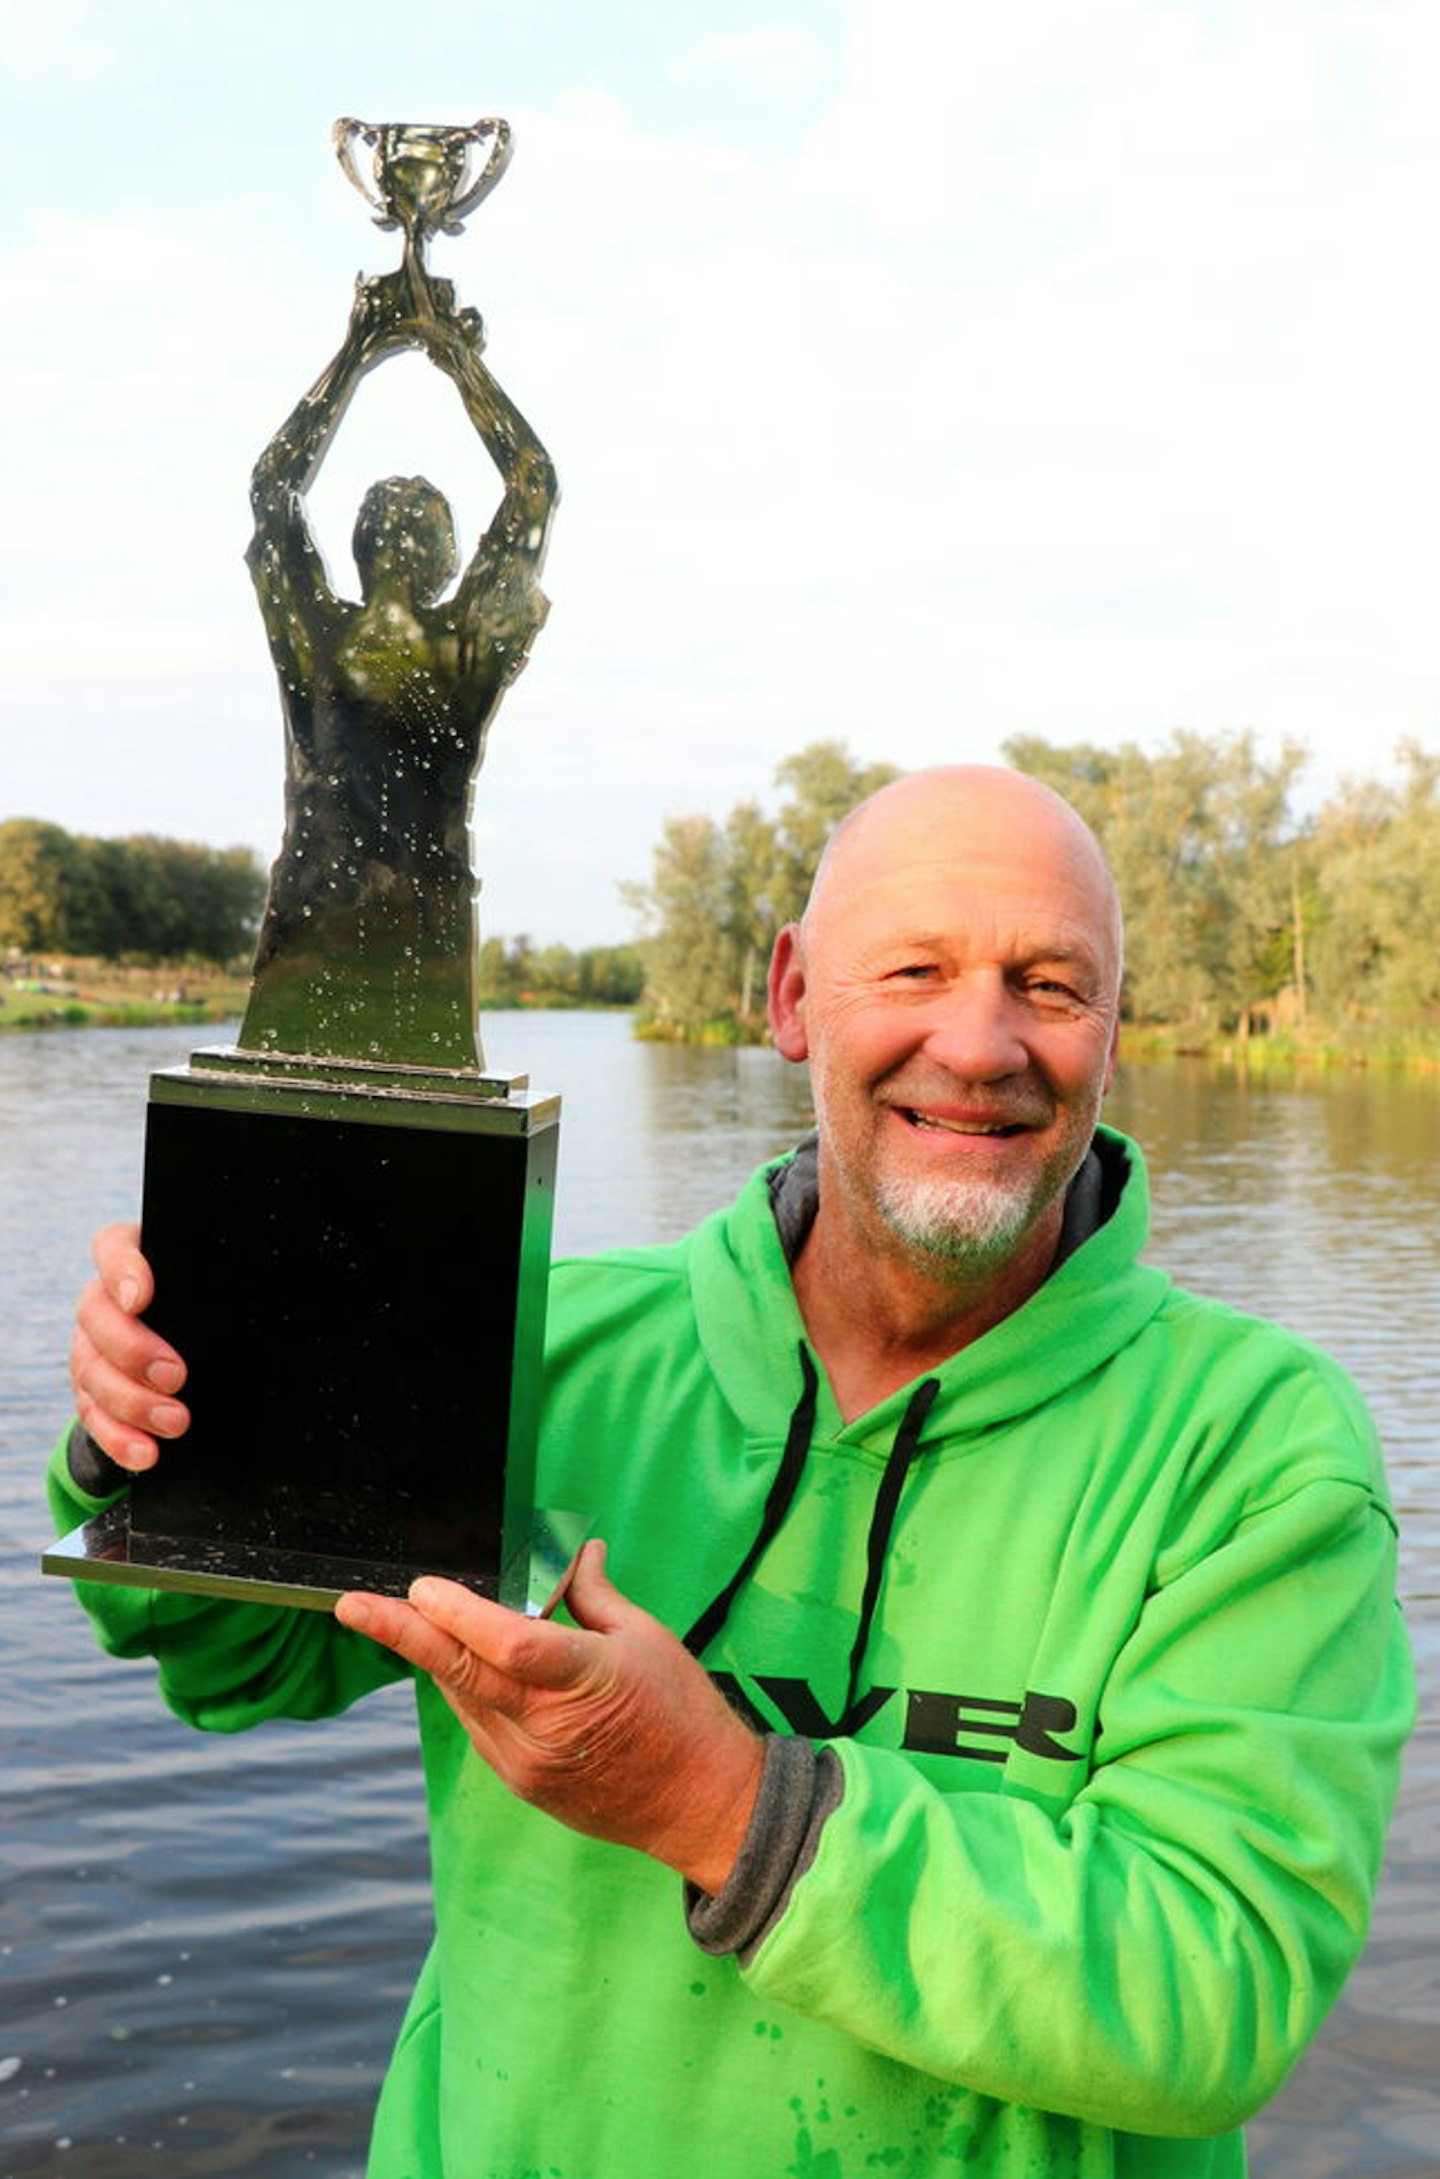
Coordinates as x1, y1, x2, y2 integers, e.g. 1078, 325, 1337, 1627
70, 1223, 189, 1472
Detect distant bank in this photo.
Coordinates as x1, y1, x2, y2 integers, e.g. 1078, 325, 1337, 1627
0, 963, 249, 1034
0, 961, 635, 1036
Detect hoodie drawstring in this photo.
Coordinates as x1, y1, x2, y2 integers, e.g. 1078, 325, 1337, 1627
682, 1345, 819, 1660
840, 1376, 939, 1727
682, 1350, 940, 1736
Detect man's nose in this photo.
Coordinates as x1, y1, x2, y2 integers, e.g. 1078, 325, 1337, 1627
919, 973, 1029, 1079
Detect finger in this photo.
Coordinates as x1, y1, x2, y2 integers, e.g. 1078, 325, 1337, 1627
75, 1276, 187, 1394
91, 1223, 151, 1316
73, 1407, 159, 1473
70, 1330, 161, 1473
70, 1319, 189, 1450
406, 1576, 590, 1695
334, 1591, 520, 1710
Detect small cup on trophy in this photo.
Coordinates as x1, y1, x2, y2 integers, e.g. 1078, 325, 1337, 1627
334, 117, 513, 318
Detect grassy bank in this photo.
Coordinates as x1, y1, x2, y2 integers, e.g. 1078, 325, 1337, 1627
0, 962, 634, 1034
0, 961, 249, 1033
634, 1010, 1440, 1075
1119, 1022, 1440, 1075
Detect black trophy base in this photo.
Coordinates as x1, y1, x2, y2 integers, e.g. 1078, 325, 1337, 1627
43, 1045, 563, 1611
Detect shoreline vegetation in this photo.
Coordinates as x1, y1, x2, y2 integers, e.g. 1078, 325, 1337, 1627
4, 960, 1437, 1076
0, 960, 642, 1038
623, 736, 1440, 1075
6, 728, 1438, 1074
0, 964, 250, 1034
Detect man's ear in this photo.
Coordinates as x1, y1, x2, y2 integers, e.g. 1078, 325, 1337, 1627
767, 924, 810, 1061
1102, 1012, 1120, 1094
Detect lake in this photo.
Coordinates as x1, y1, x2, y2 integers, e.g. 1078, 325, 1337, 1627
2, 1014, 1436, 2175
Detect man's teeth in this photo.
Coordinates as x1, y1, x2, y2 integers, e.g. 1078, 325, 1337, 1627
906, 1112, 1018, 1135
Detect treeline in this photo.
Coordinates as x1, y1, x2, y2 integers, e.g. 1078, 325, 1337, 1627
0, 813, 646, 1005
1013, 731, 1439, 1044
623, 742, 900, 1041
478, 935, 645, 1009
625, 733, 1440, 1051
0, 819, 267, 966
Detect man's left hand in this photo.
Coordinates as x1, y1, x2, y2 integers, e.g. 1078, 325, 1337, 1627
335, 1541, 764, 1895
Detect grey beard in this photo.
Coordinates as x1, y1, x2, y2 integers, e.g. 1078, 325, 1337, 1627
872, 1167, 1050, 1270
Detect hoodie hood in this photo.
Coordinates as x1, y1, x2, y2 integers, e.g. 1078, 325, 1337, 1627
687, 1124, 1172, 1452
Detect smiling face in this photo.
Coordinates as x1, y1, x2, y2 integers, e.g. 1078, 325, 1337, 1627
769, 767, 1122, 1287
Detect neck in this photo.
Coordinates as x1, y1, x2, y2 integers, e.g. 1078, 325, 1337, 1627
791, 1194, 1062, 1423
360, 570, 422, 615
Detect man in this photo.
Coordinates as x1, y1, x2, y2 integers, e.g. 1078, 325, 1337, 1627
56, 767, 1412, 2177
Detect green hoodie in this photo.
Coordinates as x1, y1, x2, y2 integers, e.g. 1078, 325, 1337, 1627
48, 1128, 1412, 2178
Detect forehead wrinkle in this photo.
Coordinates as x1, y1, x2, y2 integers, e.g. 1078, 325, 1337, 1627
805, 805, 1122, 995
822, 857, 1112, 951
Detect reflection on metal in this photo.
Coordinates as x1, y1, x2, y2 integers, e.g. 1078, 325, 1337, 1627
238, 117, 557, 1072
176, 1042, 550, 1126
152, 1046, 560, 1132
42, 1504, 591, 1618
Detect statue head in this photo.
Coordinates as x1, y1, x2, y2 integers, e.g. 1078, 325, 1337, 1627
353, 475, 459, 605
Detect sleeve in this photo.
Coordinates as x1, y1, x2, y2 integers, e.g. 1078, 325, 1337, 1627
47, 1423, 411, 1731
736, 1470, 1414, 2139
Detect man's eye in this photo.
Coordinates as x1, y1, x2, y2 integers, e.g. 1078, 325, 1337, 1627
889, 964, 938, 981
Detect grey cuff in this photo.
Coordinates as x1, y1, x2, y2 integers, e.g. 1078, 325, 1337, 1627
685, 1735, 844, 1964
65, 1418, 132, 1500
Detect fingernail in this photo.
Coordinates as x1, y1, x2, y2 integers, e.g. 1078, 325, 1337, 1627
148, 1402, 186, 1435
409, 1577, 442, 1609
118, 1278, 141, 1313
146, 1360, 184, 1395
338, 1597, 372, 1631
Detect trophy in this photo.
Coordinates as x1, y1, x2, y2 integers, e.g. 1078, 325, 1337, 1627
44, 121, 577, 1614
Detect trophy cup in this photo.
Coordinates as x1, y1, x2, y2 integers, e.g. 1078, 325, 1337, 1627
44, 121, 576, 1613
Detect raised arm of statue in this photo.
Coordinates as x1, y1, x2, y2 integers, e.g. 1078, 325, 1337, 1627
244, 278, 415, 658
409, 304, 558, 627
250, 276, 408, 513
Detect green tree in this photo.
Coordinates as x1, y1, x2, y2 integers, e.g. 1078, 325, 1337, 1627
723, 797, 781, 1033
623, 814, 741, 1038
478, 936, 645, 1008
86, 836, 266, 963
576, 944, 645, 1005
1004, 731, 1307, 1030
625, 741, 900, 1041
0, 821, 264, 964
1306, 742, 1440, 1030
767, 742, 901, 928
0, 819, 83, 952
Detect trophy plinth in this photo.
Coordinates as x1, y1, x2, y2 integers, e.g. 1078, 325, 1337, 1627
43, 118, 571, 1614
45, 1047, 567, 1612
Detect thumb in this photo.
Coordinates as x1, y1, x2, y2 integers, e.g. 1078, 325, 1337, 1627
564, 1539, 645, 1639
94, 1222, 151, 1316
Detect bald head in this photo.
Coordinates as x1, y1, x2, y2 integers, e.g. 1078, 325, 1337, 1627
802, 766, 1122, 997
767, 764, 1123, 1300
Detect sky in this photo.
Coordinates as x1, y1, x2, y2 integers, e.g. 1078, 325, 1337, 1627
2, 0, 1437, 948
